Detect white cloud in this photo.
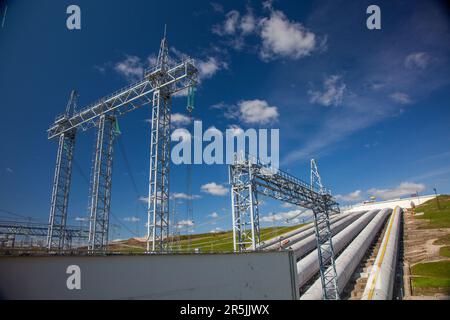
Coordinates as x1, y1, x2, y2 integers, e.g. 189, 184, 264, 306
210, 227, 223, 233
172, 192, 201, 200
259, 10, 316, 60
197, 57, 226, 80
224, 10, 240, 35
138, 196, 149, 204
405, 52, 431, 69
309, 75, 346, 107
176, 219, 195, 227
208, 212, 219, 218
238, 99, 278, 124
241, 11, 256, 35
213, 10, 241, 36
210, 101, 227, 110
168, 53, 227, 95
124, 216, 140, 222
260, 209, 311, 223
171, 113, 191, 126
114, 55, 143, 82
75, 217, 88, 222
368, 182, 426, 200
5, 167, 13, 173
390, 92, 412, 104
201, 182, 229, 196
335, 190, 363, 202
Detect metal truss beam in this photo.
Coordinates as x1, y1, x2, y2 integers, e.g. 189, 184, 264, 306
88, 114, 116, 253
46, 130, 76, 251
48, 60, 197, 139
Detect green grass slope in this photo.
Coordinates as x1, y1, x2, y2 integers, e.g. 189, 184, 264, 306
415, 195, 450, 229
108, 223, 308, 253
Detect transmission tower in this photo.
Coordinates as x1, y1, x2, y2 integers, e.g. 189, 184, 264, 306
229, 153, 260, 252
46, 27, 198, 253
146, 29, 172, 253
310, 159, 339, 300
185, 85, 195, 251
46, 90, 78, 251
87, 114, 118, 253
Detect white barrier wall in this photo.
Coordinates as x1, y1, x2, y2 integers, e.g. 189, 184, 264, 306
346, 195, 436, 212
0, 252, 298, 300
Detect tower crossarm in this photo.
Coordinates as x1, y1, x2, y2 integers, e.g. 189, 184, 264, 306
234, 161, 338, 210
47, 58, 197, 139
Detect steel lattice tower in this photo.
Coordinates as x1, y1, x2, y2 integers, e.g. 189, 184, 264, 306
88, 114, 117, 252
146, 30, 172, 252
310, 159, 339, 300
229, 154, 260, 252
46, 28, 198, 253
46, 90, 78, 251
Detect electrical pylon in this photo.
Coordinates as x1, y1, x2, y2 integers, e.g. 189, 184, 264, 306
47, 27, 198, 253
46, 90, 78, 251
88, 114, 117, 253
147, 28, 176, 252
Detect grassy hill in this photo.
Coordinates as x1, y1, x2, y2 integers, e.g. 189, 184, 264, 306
107, 223, 308, 253
410, 195, 450, 295
415, 195, 450, 229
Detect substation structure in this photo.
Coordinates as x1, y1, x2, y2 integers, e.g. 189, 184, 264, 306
229, 154, 341, 300
46, 31, 198, 253
0, 220, 87, 249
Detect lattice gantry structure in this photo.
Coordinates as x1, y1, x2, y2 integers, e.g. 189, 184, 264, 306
3, 221, 88, 249
46, 29, 198, 253
229, 154, 340, 299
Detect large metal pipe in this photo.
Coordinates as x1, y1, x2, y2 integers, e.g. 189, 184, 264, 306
297, 209, 380, 288
259, 211, 360, 250
300, 208, 392, 300
290, 210, 367, 259
361, 206, 402, 300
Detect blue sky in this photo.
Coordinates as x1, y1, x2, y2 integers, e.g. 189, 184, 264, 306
0, 0, 449, 239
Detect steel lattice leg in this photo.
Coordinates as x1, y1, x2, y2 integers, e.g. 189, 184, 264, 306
47, 131, 76, 252
88, 114, 116, 253
147, 90, 171, 253
313, 198, 339, 300
229, 158, 260, 252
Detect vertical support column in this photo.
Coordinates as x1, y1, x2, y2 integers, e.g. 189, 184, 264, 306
312, 197, 339, 300
230, 158, 260, 252
147, 90, 171, 253
88, 114, 116, 253
47, 130, 76, 251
